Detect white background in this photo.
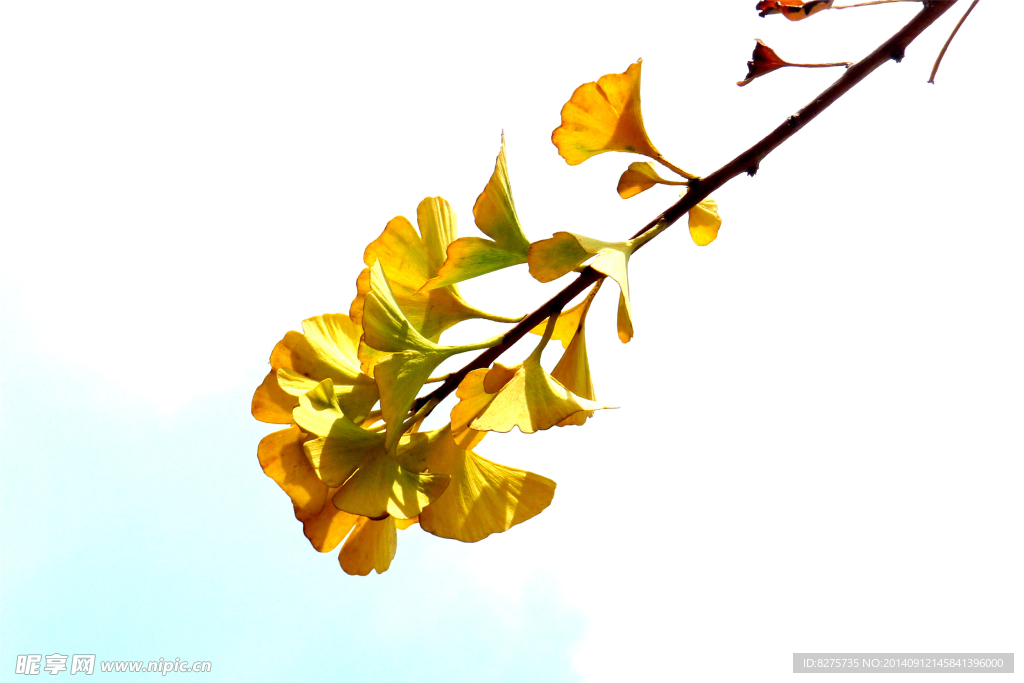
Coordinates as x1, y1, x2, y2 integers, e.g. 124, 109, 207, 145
2, 1, 1020, 681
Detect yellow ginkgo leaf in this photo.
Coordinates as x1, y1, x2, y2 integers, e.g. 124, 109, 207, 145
416, 425, 556, 543
251, 313, 379, 425
293, 378, 450, 520
552, 60, 694, 180
470, 314, 613, 434
549, 285, 601, 427
302, 488, 361, 553
338, 515, 398, 576
361, 260, 501, 453
257, 425, 328, 522
423, 134, 532, 290
301, 491, 419, 576
349, 197, 518, 345
449, 368, 497, 450
529, 231, 640, 342
528, 281, 604, 350
251, 371, 296, 424
617, 161, 687, 199
688, 198, 723, 246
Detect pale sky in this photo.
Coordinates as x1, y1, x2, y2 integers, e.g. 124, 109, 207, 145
2, 1, 1021, 681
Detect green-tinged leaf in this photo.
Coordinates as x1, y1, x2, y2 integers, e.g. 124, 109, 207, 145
292, 378, 450, 519
252, 313, 378, 424
362, 261, 500, 453
424, 135, 531, 290
350, 197, 518, 342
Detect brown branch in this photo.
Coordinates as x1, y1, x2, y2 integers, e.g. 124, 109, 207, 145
412, 0, 960, 415
929, 0, 980, 84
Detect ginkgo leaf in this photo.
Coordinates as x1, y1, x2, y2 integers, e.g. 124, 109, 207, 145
300, 491, 418, 576
338, 515, 398, 576
251, 371, 296, 424
738, 39, 792, 86
251, 313, 379, 425
552, 60, 694, 180
302, 489, 361, 553
756, 0, 834, 20
416, 425, 556, 543
293, 378, 450, 519
423, 134, 532, 290
738, 39, 851, 86
689, 198, 723, 246
257, 425, 328, 521
525, 232, 591, 283
553, 60, 658, 164
469, 315, 613, 434
529, 232, 637, 342
361, 260, 500, 453
528, 281, 604, 350
617, 161, 687, 199
349, 197, 518, 345
448, 361, 520, 450
449, 368, 496, 450
549, 286, 601, 427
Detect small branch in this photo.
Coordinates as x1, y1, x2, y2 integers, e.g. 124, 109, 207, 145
929, 0, 980, 84
410, 0, 960, 416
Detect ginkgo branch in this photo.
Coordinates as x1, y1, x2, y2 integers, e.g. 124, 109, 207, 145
411, 0, 960, 418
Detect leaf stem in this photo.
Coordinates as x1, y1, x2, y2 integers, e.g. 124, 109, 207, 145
528, 311, 560, 362
653, 156, 698, 181
788, 61, 854, 69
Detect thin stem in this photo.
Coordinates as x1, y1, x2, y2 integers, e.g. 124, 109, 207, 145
425, 373, 451, 384
653, 156, 698, 181
788, 61, 854, 69
928, 0, 979, 84
628, 218, 671, 251
410, 0, 960, 415
401, 398, 438, 434
528, 311, 560, 362
459, 333, 506, 353
834, 0, 920, 8
477, 311, 527, 324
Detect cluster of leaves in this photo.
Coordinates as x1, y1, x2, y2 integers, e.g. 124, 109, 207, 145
253, 0, 966, 575
252, 60, 720, 575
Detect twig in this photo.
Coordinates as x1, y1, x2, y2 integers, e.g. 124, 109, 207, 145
411, 0, 960, 416
788, 61, 853, 68
929, 0, 980, 84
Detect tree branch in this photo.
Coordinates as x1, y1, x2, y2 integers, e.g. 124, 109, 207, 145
412, 0, 960, 414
